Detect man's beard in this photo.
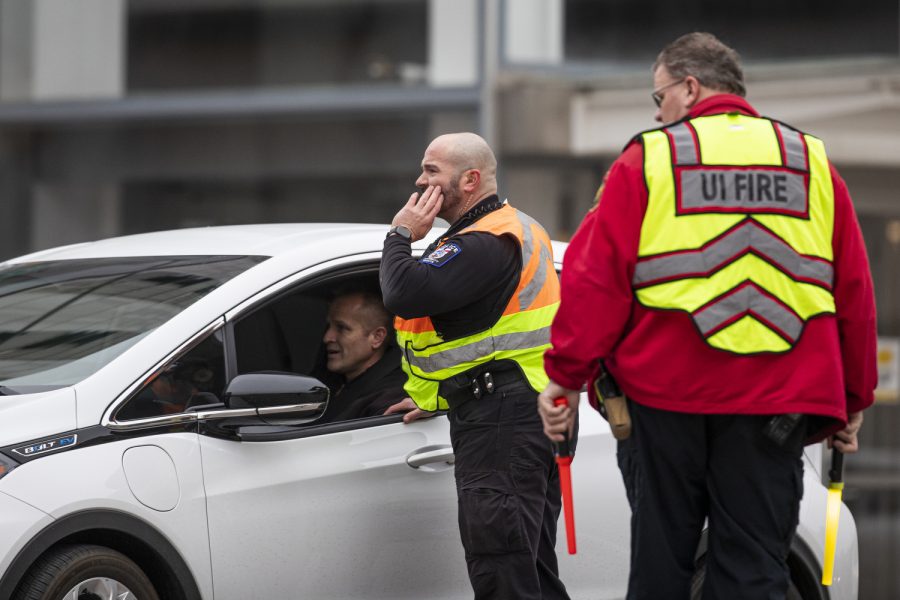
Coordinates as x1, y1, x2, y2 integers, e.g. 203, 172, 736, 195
440, 179, 466, 223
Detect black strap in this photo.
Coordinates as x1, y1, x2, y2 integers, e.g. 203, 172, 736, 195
441, 362, 528, 409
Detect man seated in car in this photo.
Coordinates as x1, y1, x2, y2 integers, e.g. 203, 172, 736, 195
317, 287, 407, 423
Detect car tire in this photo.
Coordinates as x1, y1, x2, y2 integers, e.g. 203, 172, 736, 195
15, 544, 160, 600
690, 554, 803, 600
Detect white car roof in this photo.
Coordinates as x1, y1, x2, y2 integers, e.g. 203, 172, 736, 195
5, 223, 393, 263
5, 223, 569, 264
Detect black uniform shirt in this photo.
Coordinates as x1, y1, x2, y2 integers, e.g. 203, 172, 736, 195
380, 195, 521, 342
319, 345, 407, 423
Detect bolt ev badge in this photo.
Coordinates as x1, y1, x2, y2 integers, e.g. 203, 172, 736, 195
12, 434, 78, 458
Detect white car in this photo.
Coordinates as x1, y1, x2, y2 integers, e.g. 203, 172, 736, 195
0, 224, 858, 600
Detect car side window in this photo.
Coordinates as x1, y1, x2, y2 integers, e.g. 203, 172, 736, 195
233, 293, 327, 376
116, 329, 227, 421
229, 271, 408, 427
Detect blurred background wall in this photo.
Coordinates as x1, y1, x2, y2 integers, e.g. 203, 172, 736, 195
0, 0, 898, 596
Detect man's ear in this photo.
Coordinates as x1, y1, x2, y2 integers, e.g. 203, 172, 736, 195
370, 326, 388, 349
461, 169, 481, 193
684, 75, 701, 108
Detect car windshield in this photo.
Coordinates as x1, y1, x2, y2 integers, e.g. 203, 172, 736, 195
0, 255, 266, 394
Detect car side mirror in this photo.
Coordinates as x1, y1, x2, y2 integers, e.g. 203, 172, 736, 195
219, 372, 329, 426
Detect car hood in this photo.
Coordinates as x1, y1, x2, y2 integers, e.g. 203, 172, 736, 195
0, 388, 76, 448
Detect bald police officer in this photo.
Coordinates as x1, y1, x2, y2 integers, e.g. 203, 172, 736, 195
382, 133, 570, 600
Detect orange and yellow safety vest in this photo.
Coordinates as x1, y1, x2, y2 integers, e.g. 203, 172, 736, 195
395, 204, 560, 411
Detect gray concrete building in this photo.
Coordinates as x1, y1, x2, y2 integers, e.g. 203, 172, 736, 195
1, 0, 899, 596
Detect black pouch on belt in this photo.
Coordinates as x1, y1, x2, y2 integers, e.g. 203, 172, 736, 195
762, 413, 804, 446
439, 360, 524, 409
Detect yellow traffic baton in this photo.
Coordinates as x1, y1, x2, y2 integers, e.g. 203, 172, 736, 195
821, 448, 844, 586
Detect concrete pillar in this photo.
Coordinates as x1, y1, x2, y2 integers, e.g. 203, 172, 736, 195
427, 1, 491, 143
0, 0, 124, 101
428, 0, 478, 87
32, 184, 121, 251
503, 0, 562, 64
0, 1, 34, 101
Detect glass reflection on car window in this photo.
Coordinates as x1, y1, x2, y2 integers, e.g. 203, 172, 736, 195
0, 255, 264, 393
116, 329, 226, 421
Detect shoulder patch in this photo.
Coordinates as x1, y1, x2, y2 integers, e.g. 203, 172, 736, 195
420, 242, 462, 267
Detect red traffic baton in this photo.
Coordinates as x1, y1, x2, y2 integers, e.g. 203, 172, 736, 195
554, 397, 577, 555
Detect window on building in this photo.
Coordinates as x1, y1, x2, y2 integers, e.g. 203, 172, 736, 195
564, 0, 899, 70
127, 1, 428, 91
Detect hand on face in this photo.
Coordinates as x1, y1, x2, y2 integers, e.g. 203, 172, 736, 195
391, 185, 444, 242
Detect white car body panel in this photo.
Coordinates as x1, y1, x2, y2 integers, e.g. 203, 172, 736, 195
0, 388, 75, 448
7, 224, 391, 263
201, 418, 467, 599
0, 224, 859, 599
0, 491, 54, 581
0, 434, 215, 599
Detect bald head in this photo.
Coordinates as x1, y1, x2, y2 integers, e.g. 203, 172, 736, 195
417, 132, 499, 224
430, 133, 497, 185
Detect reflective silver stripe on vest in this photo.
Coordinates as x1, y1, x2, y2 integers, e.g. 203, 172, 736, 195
633, 220, 833, 288
667, 123, 699, 166
679, 169, 808, 215
405, 326, 551, 374
515, 210, 551, 311
774, 122, 807, 172
693, 284, 802, 342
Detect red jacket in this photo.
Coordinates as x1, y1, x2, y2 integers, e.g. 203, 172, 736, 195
544, 95, 877, 441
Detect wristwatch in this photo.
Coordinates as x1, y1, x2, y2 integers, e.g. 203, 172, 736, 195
387, 225, 412, 241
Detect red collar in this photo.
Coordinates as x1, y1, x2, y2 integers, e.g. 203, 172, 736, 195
689, 94, 759, 119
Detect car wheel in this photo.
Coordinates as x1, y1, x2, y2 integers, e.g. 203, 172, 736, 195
690, 555, 803, 600
15, 544, 160, 600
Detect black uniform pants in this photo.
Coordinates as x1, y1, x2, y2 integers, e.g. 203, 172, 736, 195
449, 381, 570, 600
618, 401, 805, 600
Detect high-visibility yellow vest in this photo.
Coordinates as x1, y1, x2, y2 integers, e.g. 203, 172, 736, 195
634, 113, 836, 354
395, 204, 560, 411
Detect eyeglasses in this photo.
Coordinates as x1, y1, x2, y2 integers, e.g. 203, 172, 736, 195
651, 79, 686, 108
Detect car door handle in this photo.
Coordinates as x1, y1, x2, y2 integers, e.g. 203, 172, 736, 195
407, 445, 455, 469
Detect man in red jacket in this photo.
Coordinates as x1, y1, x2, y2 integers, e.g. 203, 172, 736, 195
538, 32, 877, 599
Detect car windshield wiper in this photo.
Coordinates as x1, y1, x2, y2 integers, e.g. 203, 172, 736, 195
0, 385, 19, 396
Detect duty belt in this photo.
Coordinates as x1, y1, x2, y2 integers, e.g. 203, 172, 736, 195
442, 365, 528, 409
